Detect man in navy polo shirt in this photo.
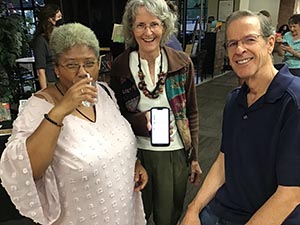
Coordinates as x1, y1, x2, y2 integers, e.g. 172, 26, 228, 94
181, 10, 300, 225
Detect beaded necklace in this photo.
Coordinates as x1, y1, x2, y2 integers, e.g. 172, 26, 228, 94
137, 50, 167, 99
54, 82, 96, 123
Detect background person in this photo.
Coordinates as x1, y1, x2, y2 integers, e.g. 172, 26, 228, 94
181, 10, 300, 225
109, 0, 202, 224
32, 4, 63, 89
277, 23, 290, 36
259, 9, 272, 23
276, 14, 300, 76
0, 23, 147, 225
165, 0, 183, 51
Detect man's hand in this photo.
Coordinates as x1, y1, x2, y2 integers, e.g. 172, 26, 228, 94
180, 205, 201, 225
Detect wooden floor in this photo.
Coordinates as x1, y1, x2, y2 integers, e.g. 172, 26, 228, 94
148, 71, 239, 224
183, 71, 238, 210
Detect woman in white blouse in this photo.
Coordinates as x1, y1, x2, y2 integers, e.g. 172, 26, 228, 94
0, 23, 147, 225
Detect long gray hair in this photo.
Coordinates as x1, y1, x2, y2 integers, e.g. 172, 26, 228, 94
122, 0, 177, 49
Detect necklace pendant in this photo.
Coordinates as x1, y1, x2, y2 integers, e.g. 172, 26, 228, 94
138, 81, 146, 90
137, 50, 166, 99
138, 71, 144, 79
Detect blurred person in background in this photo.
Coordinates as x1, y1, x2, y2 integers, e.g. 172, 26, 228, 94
259, 9, 272, 24
32, 4, 63, 89
276, 14, 300, 76
165, 0, 183, 51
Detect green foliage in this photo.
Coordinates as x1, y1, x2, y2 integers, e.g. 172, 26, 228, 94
0, 15, 24, 68
0, 1, 31, 103
0, 66, 14, 103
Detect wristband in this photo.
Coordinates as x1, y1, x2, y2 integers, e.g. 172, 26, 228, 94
44, 114, 63, 127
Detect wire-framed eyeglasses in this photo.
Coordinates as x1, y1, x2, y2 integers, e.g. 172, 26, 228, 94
134, 22, 163, 33
224, 34, 265, 50
58, 61, 98, 73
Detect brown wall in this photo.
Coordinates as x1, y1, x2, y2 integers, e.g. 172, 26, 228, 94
277, 0, 296, 30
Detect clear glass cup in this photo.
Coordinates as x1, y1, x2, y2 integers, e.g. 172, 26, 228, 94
72, 73, 98, 107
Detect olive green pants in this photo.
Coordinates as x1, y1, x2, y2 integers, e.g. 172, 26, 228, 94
138, 149, 189, 225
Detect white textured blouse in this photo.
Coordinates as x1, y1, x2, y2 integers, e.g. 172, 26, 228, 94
0, 83, 145, 225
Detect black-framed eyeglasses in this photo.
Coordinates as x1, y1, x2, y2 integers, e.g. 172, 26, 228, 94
224, 34, 265, 50
58, 60, 98, 73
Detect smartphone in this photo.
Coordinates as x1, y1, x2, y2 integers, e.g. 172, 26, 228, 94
282, 41, 289, 46
150, 107, 170, 146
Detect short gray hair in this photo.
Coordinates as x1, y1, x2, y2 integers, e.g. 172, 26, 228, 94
225, 10, 274, 40
122, 0, 177, 48
50, 23, 100, 63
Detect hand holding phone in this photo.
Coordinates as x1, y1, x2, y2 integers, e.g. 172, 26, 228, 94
282, 41, 289, 46
150, 107, 170, 146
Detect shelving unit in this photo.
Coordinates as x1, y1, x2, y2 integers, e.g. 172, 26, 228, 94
177, 0, 208, 50
202, 28, 226, 77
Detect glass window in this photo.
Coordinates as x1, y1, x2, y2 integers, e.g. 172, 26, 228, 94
5, 0, 44, 34
22, 0, 33, 8
24, 10, 35, 34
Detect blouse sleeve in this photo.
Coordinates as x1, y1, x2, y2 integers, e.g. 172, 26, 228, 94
0, 97, 61, 225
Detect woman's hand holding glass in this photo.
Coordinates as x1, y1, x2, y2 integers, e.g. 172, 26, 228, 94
73, 73, 98, 107
55, 75, 97, 116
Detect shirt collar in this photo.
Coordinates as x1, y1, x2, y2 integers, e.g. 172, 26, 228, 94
237, 64, 294, 105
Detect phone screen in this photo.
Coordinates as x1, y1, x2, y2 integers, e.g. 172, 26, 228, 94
282, 41, 289, 46
150, 107, 170, 146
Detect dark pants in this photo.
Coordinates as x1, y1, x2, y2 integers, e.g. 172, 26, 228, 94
200, 204, 244, 225
0, 218, 37, 225
138, 149, 188, 225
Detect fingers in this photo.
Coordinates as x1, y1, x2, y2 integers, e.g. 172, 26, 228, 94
189, 161, 203, 185
145, 111, 151, 131
170, 123, 173, 135
169, 123, 174, 142
134, 172, 148, 192
190, 171, 202, 185
79, 86, 97, 102
134, 161, 148, 192
65, 78, 97, 107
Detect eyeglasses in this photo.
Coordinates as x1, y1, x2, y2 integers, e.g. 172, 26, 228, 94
58, 61, 98, 73
134, 22, 163, 33
224, 34, 265, 50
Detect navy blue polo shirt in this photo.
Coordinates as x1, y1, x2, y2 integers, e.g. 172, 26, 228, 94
210, 64, 300, 224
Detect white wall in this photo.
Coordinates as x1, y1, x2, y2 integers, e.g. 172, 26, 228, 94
239, 0, 249, 10
295, 0, 300, 13
239, 0, 280, 27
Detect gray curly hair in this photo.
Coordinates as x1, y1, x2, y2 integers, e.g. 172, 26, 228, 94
50, 23, 100, 63
122, 0, 177, 49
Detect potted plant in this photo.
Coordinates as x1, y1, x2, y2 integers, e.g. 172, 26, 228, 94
0, 0, 31, 104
